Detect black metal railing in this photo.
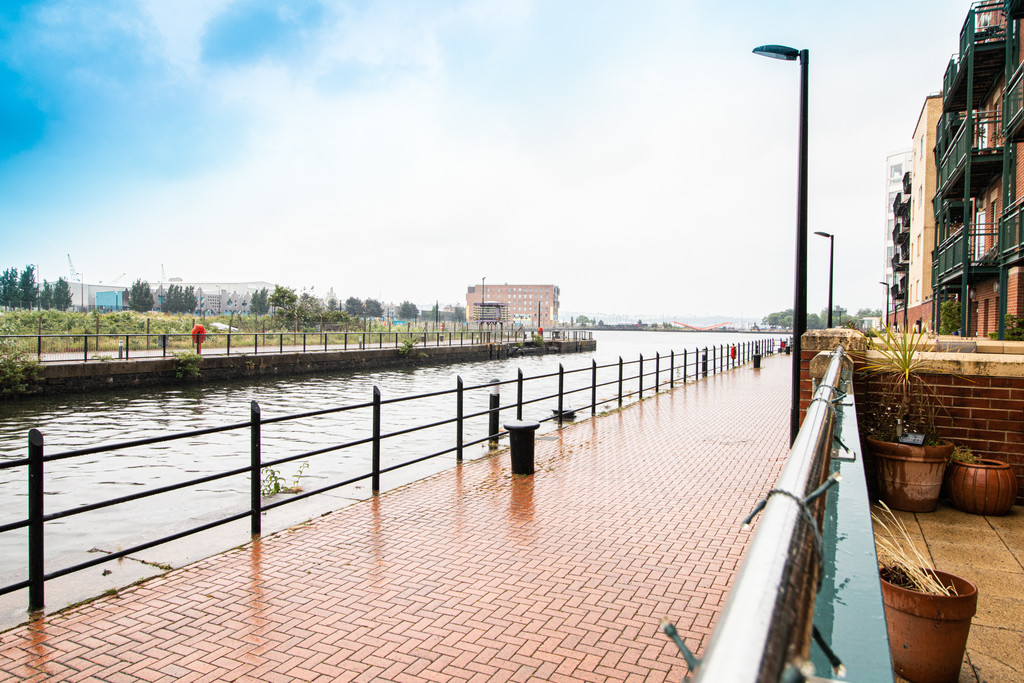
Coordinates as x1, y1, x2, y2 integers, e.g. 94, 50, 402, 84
0, 329, 594, 363
1, 338, 781, 611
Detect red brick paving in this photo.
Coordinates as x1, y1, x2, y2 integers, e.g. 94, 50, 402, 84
0, 357, 791, 682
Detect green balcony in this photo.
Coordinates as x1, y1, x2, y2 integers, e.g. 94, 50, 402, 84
942, 2, 1007, 113
1006, 0, 1024, 18
934, 223, 1000, 284
936, 110, 1004, 199
999, 201, 1024, 261
1004, 63, 1024, 141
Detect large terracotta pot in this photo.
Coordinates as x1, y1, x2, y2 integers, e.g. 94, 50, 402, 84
881, 569, 977, 683
946, 459, 1018, 515
866, 437, 954, 512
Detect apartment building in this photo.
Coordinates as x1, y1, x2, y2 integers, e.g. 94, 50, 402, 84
891, 95, 943, 332
928, 0, 1024, 337
885, 150, 913, 325
466, 283, 560, 327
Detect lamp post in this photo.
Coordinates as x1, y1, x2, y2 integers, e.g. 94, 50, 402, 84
814, 231, 834, 328
879, 281, 890, 329
754, 44, 808, 445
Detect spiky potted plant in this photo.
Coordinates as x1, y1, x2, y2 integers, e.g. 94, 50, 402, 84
860, 327, 953, 512
874, 504, 977, 683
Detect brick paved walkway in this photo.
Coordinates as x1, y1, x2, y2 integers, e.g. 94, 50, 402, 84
0, 356, 791, 682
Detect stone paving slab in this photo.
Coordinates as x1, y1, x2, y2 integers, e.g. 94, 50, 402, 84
0, 357, 791, 681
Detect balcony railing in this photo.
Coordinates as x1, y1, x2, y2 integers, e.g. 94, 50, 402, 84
1004, 62, 1024, 141
1007, 0, 1024, 19
937, 110, 1003, 195
999, 199, 1024, 259
934, 223, 999, 280
943, 2, 1007, 112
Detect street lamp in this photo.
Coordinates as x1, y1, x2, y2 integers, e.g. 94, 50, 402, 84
754, 43, 809, 445
814, 231, 834, 328
879, 281, 890, 329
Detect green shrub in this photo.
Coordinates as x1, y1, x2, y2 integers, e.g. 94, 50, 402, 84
939, 300, 961, 335
173, 351, 202, 379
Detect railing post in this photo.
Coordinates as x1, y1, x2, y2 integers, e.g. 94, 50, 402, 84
638, 354, 644, 399
303, 333, 306, 353
372, 386, 381, 492
517, 369, 524, 420
456, 376, 464, 462
344, 332, 348, 349
84, 334, 88, 361
250, 401, 261, 535
557, 363, 564, 426
655, 352, 660, 392
683, 349, 688, 383
227, 332, 231, 356
279, 334, 283, 354
591, 359, 597, 416
670, 351, 675, 389
702, 347, 708, 378
489, 379, 501, 448
37, 334, 42, 361
618, 356, 624, 407
254, 333, 258, 355
28, 429, 44, 611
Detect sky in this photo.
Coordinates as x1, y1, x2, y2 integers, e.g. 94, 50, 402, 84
0, 0, 973, 322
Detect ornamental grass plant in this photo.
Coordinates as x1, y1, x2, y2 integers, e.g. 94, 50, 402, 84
872, 502, 956, 597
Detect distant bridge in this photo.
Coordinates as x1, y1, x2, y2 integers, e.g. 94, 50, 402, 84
671, 321, 733, 331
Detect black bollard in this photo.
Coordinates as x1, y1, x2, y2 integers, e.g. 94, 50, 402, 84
753, 353, 761, 369
504, 420, 540, 475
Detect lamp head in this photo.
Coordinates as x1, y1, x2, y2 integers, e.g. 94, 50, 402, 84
752, 44, 800, 61
813, 231, 832, 238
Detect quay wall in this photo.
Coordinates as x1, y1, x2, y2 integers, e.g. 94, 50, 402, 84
29, 339, 597, 396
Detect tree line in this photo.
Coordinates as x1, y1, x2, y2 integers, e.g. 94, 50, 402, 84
761, 306, 882, 330
0, 265, 74, 311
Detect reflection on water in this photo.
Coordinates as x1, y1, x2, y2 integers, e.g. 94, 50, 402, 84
0, 331, 782, 577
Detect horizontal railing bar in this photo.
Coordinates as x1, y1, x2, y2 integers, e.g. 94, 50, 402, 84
44, 422, 251, 461
0, 518, 29, 534
0, 458, 29, 471
260, 472, 373, 512
43, 465, 252, 522
43, 510, 253, 582
0, 578, 30, 597
260, 400, 374, 425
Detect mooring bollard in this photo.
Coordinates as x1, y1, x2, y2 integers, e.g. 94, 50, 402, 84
753, 353, 761, 369
504, 419, 540, 475
488, 378, 501, 448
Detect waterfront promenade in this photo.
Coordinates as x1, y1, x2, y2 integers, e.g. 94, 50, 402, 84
0, 355, 791, 681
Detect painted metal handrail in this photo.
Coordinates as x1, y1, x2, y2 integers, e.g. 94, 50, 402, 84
693, 345, 846, 681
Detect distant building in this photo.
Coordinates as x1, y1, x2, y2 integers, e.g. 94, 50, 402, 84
466, 283, 559, 327
884, 149, 913, 324
151, 281, 274, 315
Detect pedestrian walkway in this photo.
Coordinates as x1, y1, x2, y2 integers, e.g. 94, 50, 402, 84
0, 356, 792, 681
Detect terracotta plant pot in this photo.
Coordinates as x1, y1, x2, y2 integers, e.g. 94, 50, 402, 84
866, 437, 954, 512
946, 459, 1018, 516
881, 569, 977, 683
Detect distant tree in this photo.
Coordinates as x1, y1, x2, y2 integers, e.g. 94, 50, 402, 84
364, 298, 384, 319
0, 268, 17, 308
165, 284, 198, 313
806, 313, 824, 330
18, 265, 37, 309
940, 300, 961, 335
576, 315, 591, 326
855, 307, 882, 318
268, 285, 297, 315
762, 309, 794, 328
598, 320, 604, 326
345, 297, 365, 318
249, 287, 270, 316
453, 306, 466, 323
39, 280, 54, 310
53, 278, 73, 311
128, 279, 153, 312
397, 301, 419, 321
327, 295, 339, 312
297, 292, 323, 326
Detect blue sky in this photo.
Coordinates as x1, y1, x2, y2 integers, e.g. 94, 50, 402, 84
1, 0, 972, 320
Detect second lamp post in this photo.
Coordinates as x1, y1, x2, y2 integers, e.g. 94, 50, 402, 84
814, 231, 834, 328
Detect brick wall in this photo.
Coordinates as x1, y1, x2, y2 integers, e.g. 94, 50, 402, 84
970, 278, 1000, 337
800, 329, 1024, 506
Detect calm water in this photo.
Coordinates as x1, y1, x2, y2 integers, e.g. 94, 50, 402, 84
0, 330, 784, 577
